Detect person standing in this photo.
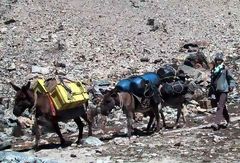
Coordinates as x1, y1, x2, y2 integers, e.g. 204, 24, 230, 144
209, 52, 236, 130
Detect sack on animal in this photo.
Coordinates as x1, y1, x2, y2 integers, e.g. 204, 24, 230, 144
115, 76, 146, 97
160, 80, 187, 97
33, 78, 89, 110
141, 72, 161, 86
157, 64, 176, 82
115, 72, 160, 97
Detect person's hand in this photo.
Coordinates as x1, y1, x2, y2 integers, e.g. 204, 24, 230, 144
229, 87, 234, 92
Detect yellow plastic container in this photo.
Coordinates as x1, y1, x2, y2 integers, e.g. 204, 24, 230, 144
33, 79, 89, 110
50, 82, 89, 110
33, 79, 48, 93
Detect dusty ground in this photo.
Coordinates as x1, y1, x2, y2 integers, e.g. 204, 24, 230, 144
9, 104, 239, 163
1, 0, 240, 162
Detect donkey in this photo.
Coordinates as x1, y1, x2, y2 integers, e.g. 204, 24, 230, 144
10, 82, 92, 149
157, 80, 203, 129
97, 86, 166, 137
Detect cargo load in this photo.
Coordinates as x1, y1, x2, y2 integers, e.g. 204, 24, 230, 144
129, 76, 147, 97
116, 73, 160, 97
160, 80, 187, 98
115, 79, 131, 92
157, 64, 176, 82
33, 78, 89, 110
141, 72, 161, 87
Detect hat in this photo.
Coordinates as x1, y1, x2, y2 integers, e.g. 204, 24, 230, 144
214, 52, 224, 61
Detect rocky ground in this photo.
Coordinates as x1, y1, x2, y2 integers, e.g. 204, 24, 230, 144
1, 0, 240, 162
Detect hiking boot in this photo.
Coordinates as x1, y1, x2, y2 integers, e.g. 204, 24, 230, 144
220, 121, 229, 128
211, 123, 220, 131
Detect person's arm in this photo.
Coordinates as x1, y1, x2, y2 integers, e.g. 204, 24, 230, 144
226, 69, 236, 91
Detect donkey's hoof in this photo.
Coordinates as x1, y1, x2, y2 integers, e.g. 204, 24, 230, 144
33, 145, 40, 151
155, 127, 161, 132
158, 130, 164, 135
60, 139, 66, 145
76, 139, 83, 145
88, 132, 93, 136
173, 126, 178, 130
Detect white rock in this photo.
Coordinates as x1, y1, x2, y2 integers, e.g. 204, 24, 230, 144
0, 28, 7, 34
34, 38, 42, 42
31, 66, 50, 74
7, 63, 16, 71
83, 136, 104, 146
113, 137, 129, 145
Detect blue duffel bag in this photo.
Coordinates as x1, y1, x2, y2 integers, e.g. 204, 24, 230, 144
115, 76, 147, 97
115, 79, 132, 92
129, 76, 147, 97
141, 72, 161, 87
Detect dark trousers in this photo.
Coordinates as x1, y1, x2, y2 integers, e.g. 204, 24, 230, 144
211, 92, 230, 124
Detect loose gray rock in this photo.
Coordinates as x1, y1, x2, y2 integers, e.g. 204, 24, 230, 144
0, 151, 60, 163
31, 66, 50, 74
0, 141, 11, 151
83, 136, 104, 146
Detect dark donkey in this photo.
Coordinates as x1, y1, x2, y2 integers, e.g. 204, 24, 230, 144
157, 80, 203, 129
98, 86, 165, 137
10, 82, 92, 149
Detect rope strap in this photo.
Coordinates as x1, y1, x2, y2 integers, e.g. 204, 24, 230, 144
47, 94, 56, 116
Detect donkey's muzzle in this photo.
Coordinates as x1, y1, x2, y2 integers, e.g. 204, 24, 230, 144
13, 107, 25, 117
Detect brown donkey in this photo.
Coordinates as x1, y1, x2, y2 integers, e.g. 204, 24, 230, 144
98, 88, 166, 137
10, 82, 92, 149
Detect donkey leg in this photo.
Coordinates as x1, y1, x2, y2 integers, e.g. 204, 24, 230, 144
158, 103, 166, 129
33, 120, 40, 150
181, 105, 187, 127
74, 117, 84, 144
153, 106, 160, 132
159, 110, 166, 129
125, 110, 134, 137
81, 112, 92, 136
174, 108, 181, 129
52, 120, 65, 145
146, 114, 154, 132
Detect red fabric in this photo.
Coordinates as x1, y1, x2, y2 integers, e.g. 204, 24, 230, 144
47, 94, 56, 116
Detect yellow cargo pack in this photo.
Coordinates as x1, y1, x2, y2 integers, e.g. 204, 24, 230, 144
33, 79, 89, 110
33, 79, 48, 93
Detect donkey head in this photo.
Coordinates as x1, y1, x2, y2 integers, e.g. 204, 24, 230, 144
98, 88, 118, 116
10, 82, 33, 117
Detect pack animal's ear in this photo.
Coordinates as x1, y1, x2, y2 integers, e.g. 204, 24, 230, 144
87, 86, 94, 94
110, 88, 118, 97
99, 88, 108, 95
22, 81, 31, 91
10, 82, 21, 91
